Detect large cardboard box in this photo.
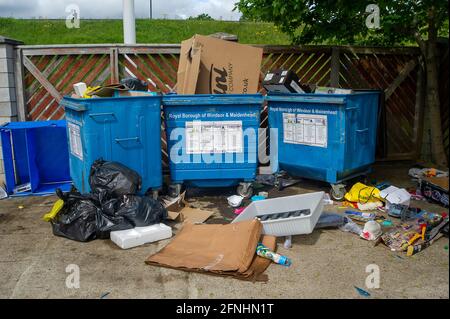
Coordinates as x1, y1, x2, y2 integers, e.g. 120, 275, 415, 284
177, 34, 263, 94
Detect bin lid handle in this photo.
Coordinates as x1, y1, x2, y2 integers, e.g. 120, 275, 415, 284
60, 99, 87, 112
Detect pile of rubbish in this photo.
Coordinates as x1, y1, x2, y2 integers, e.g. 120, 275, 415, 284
44, 159, 167, 242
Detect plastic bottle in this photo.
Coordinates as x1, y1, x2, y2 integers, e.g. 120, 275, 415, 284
256, 243, 292, 267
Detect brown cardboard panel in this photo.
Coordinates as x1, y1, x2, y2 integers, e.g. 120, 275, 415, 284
176, 34, 263, 95
146, 220, 262, 273
422, 176, 449, 191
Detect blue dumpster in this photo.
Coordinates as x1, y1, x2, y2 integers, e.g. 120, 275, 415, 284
61, 95, 162, 196
162, 94, 263, 197
267, 92, 379, 199
1, 120, 71, 195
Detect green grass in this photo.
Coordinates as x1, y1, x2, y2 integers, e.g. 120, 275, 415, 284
0, 18, 291, 45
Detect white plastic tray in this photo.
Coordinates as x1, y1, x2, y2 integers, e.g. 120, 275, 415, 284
232, 191, 325, 236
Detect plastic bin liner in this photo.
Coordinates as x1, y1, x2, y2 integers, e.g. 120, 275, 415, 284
89, 159, 142, 198
51, 191, 100, 242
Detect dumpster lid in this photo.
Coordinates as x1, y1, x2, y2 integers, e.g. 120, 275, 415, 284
162, 94, 264, 106
265, 93, 346, 105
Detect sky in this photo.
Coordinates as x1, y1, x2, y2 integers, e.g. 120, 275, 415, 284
0, 0, 242, 20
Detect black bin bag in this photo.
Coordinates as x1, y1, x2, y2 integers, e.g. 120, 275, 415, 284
112, 195, 168, 227
89, 159, 142, 197
51, 191, 100, 242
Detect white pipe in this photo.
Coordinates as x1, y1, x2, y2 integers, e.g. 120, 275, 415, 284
123, 0, 136, 44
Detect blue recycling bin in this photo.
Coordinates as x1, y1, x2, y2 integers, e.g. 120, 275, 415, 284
61, 95, 162, 196
267, 92, 379, 199
0, 120, 71, 195
162, 94, 263, 197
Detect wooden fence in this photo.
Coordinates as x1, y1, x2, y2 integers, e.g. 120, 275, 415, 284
13, 43, 449, 167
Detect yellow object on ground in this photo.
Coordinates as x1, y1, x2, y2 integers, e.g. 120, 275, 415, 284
344, 182, 382, 203
42, 199, 64, 222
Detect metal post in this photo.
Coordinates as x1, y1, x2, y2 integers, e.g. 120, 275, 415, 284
149, 0, 153, 20
123, 0, 136, 44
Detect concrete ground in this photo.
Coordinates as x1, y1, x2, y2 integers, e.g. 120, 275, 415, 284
0, 162, 448, 299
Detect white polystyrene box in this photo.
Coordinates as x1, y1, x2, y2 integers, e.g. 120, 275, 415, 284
232, 191, 325, 236
110, 223, 172, 249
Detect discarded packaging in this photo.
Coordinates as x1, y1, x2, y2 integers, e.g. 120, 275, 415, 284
262, 69, 304, 93
360, 220, 382, 241
164, 192, 214, 224
73, 82, 87, 97
177, 34, 263, 94
146, 220, 276, 282
110, 223, 172, 249
228, 195, 244, 207
380, 186, 411, 209
233, 191, 324, 236
344, 182, 382, 204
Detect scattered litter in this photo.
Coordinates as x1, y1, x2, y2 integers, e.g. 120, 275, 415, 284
18, 205, 25, 210
164, 192, 213, 224
322, 193, 334, 205
360, 220, 382, 241
256, 242, 291, 267
379, 186, 411, 209
258, 191, 268, 198
251, 195, 266, 202
42, 199, 64, 222
408, 167, 448, 179
234, 207, 245, 215
445, 245, 448, 250
315, 213, 346, 229
339, 217, 363, 235
283, 236, 292, 249
0, 185, 7, 200
110, 223, 172, 249
100, 292, 110, 299
227, 195, 244, 208
344, 182, 382, 204
354, 286, 371, 297
47, 160, 168, 242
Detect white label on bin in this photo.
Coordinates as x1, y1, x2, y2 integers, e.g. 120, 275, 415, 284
68, 122, 83, 160
282, 113, 327, 147
185, 121, 243, 154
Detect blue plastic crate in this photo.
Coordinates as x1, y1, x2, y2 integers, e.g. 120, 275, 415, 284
267, 92, 379, 184
61, 95, 162, 195
162, 94, 263, 190
0, 121, 71, 195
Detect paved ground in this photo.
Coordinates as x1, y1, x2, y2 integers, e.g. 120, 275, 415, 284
0, 162, 448, 299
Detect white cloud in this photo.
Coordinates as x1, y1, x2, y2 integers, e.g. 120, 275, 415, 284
0, 0, 242, 20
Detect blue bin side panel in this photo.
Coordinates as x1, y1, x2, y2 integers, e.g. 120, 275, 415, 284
268, 93, 379, 184
163, 94, 262, 187
63, 96, 162, 194
0, 120, 71, 194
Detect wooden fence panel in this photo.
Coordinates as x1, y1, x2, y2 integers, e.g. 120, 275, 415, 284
16, 43, 448, 166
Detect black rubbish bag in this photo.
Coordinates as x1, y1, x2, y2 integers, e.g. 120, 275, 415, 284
51, 191, 100, 242
95, 198, 134, 239
89, 159, 142, 198
114, 195, 168, 227
120, 77, 148, 91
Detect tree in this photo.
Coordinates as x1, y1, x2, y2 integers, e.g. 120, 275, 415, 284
235, 0, 449, 166
188, 13, 214, 21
